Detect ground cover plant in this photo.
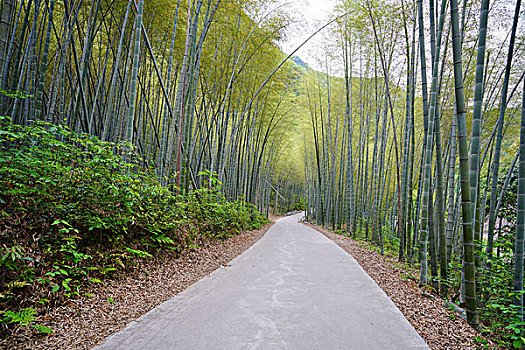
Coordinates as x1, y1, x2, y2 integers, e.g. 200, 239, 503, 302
0, 119, 267, 336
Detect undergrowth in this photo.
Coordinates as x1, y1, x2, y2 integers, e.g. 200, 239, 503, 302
0, 119, 267, 336
331, 219, 522, 349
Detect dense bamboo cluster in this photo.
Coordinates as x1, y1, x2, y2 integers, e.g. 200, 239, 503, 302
304, 0, 524, 330
0, 0, 305, 214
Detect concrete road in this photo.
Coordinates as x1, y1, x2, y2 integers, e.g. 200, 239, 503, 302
95, 214, 429, 350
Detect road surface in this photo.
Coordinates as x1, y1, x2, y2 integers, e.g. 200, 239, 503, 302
95, 213, 429, 349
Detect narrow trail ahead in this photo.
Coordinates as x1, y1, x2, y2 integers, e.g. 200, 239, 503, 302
95, 214, 429, 349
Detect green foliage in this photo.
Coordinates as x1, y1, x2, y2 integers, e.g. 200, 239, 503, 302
476, 229, 525, 348
484, 297, 525, 349
1, 307, 53, 334
0, 120, 267, 333
290, 197, 306, 212
2, 308, 36, 327
125, 247, 153, 258
0, 89, 32, 99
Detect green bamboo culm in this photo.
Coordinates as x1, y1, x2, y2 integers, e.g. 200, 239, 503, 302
35, 0, 55, 121
485, 0, 521, 261
514, 76, 525, 320
126, 0, 144, 145
416, 0, 430, 287
449, 0, 479, 329
427, 0, 447, 296
398, 0, 411, 262
469, 0, 489, 273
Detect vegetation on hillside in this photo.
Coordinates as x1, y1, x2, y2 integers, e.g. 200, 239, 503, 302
0, 118, 266, 334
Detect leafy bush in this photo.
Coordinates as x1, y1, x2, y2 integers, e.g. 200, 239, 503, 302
0, 119, 267, 334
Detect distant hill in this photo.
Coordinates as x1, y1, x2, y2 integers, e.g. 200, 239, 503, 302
291, 55, 309, 69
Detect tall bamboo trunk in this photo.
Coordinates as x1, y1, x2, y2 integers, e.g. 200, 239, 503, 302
449, 0, 479, 329
125, 0, 144, 145
486, 0, 521, 261
0, 0, 14, 97
513, 75, 525, 319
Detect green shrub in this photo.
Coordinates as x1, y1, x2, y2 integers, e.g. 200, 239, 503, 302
0, 119, 267, 333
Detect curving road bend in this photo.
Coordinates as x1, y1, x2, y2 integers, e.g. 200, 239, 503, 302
94, 213, 429, 350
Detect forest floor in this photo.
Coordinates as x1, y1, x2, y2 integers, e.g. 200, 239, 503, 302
308, 223, 494, 350
2, 222, 274, 350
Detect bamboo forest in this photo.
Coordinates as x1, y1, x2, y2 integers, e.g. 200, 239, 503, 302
0, 0, 524, 348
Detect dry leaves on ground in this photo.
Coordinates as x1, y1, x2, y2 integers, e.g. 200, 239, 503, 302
309, 223, 494, 350
2, 223, 272, 350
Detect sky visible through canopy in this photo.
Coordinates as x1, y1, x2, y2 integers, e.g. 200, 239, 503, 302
278, 0, 337, 71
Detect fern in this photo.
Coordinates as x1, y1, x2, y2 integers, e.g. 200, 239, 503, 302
1, 307, 54, 334
2, 307, 36, 327
5, 281, 31, 289
125, 247, 153, 258
33, 324, 54, 334
151, 235, 175, 245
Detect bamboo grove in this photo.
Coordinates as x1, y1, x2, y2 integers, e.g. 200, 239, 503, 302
0, 0, 304, 217
1, 0, 525, 343
302, 0, 525, 334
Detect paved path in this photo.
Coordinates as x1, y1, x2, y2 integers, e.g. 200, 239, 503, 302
95, 214, 429, 349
